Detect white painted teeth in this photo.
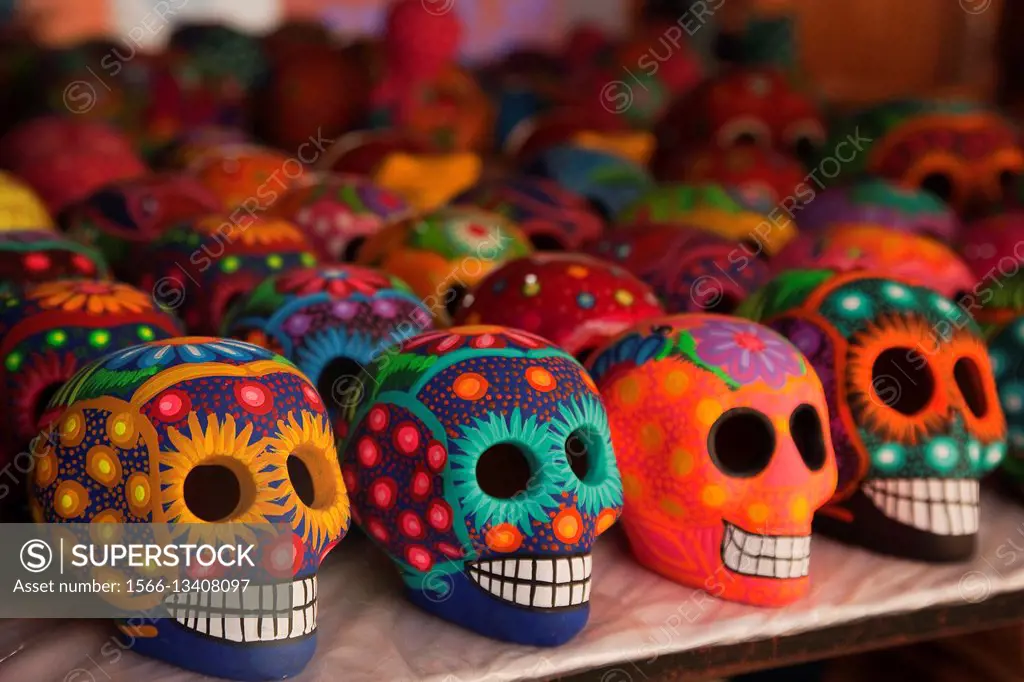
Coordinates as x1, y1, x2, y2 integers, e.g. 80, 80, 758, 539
721, 523, 810, 579
862, 478, 980, 536
163, 577, 318, 642
468, 556, 592, 609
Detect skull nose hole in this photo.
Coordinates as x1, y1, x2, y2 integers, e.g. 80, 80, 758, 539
565, 430, 591, 481
287, 454, 317, 506
445, 285, 468, 319
317, 357, 366, 411
183, 464, 243, 522
871, 347, 934, 415
708, 408, 775, 477
342, 236, 366, 262
790, 404, 827, 471
954, 357, 989, 418
529, 233, 565, 251
33, 382, 63, 425
476, 443, 531, 499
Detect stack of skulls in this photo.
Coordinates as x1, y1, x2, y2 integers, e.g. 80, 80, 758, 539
585, 224, 770, 314
356, 206, 533, 325
796, 178, 961, 242
269, 174, 414, 262
59, 173, 221, 284
453, 253, 666, 362
0, 117, 147, 215
0, 280, 182, 510
319, 130, 482, 213
454, 176, 605, 251
137, 214, 319, 335
617, 183, 797, 257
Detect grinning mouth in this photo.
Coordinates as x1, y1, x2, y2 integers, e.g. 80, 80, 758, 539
721, 522, 811, 579
467, 555, 592, 609
862, 478, 979, 536
163, 577, 317, 642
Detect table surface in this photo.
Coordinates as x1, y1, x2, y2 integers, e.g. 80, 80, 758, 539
3, 491, 1024, 682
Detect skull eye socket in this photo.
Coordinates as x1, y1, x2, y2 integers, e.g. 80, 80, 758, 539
445, 285, 468, 319
529, 233, 565, 251
287, 455, 316, 506
708, 408, 775, 477
790, 404, 827, 471
183, 464, 244, 522
317, 357, 365, 410
702, 292, 741, 314
954, 356, 989, 418
919, 172, 955, 204
342, 236, 366, 262
871, 347, 935, 415
476, 442, 532, 499
565, 429, 593, 481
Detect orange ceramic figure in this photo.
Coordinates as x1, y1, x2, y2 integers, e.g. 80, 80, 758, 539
188, 143, 296, 210
771, 225, 975, 300
586, 314, 837, 606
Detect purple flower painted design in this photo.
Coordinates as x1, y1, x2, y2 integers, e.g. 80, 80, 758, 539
691, 320, 803, 389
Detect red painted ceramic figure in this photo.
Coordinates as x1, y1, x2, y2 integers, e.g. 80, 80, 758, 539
772, 225, 975, 300
60, 173, 221, 283
659, 146, 806, 209
654, 67, 825, 167
585, 314, 837, 606
453, 253, 665, 361
371, 0, 491, 152
585, 224, 770, 314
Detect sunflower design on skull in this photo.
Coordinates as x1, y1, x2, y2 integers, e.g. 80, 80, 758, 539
32, 337, 350, 681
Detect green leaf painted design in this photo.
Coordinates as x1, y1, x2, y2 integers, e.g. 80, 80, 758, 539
737, 269, 834, 321
370, 353, 438, 404
673, 331, 740, 390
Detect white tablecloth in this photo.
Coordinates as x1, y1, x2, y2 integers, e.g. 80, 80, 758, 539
3, 492, 1024, 682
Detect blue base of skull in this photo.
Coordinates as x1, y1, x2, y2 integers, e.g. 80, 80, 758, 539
127, 621, 317, 681
405, 569, 591, 646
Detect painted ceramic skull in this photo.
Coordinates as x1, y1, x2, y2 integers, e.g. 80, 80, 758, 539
224, 266, 433, 437
187, 144, 294, 210
452, 253, 665, 361
454, 176, 604, 251
771, 225, 975, 300
268, 175, 413, 261
139, 215, 319, 335
60, 173, 221, 282
356, 207, 532, 325
31, 337, 350, 680
0, 230, 108, 285
342, 326, 623, 645
585, 224, 770, 314
795, 179, 960, 242
740, 270, 1007, 561
958, 212, 1024, 334
586, 314, 837, 606
987, 316, 1024, 494
826, 100, 1022, 217
616, 183, 797, 256
0, 280, 182, 475
0, 171, 54, 231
